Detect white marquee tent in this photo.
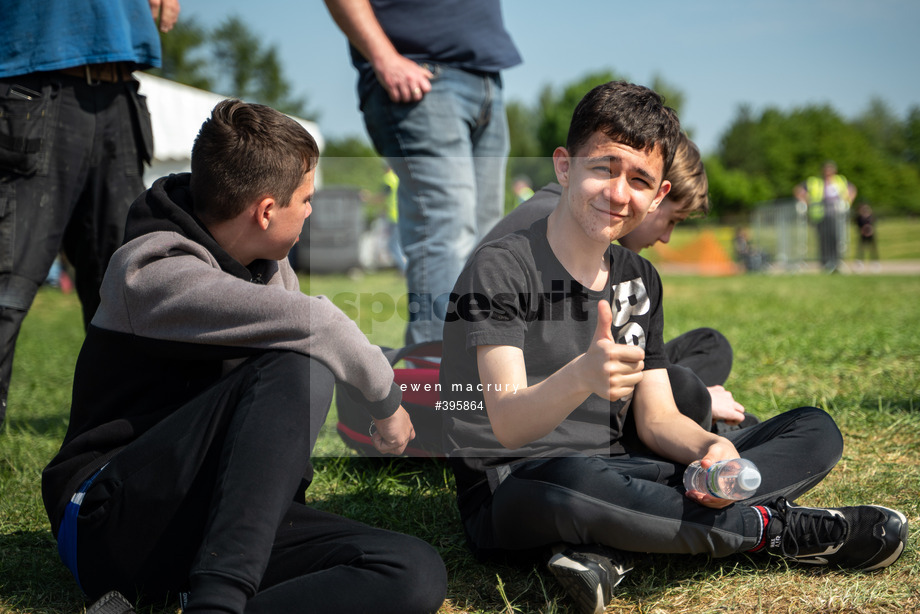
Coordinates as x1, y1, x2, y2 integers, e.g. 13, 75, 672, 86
134, 73, 324, 188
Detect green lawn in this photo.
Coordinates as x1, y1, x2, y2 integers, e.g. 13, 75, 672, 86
2, 254, 919, 613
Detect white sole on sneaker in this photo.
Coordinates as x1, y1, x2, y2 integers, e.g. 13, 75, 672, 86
548, 553, 606, 614
863, 506, 908, 571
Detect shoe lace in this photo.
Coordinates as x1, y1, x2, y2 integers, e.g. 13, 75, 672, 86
774, 497, 846, 558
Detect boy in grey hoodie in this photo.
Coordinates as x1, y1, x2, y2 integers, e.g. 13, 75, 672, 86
42, 100, 446, 614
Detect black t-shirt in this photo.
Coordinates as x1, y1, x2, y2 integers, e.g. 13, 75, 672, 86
350, 0, 522, 103
441, 216, 668, 493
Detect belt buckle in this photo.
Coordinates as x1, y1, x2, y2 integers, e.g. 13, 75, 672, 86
83, 65, 101, 86
83, 63, 125, 85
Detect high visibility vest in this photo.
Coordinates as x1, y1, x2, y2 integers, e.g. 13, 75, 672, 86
383, 169, 399, 223
805, 174, 851, 222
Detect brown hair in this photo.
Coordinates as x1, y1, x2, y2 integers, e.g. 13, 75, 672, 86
190, 99, 319, 222
665, 132, 709, 216
566, 81, 681, 180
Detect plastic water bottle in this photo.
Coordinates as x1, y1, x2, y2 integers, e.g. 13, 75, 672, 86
683, 458, 761, 500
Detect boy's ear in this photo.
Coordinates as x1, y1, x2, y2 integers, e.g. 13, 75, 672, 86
649, 180, 671, 213
552, 147, 571, 188
255, 197, 275, 231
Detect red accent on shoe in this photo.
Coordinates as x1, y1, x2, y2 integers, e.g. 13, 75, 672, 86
748, 505, 772, 552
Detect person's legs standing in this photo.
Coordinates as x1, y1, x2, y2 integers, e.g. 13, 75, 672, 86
828, 206, 842, 271
0, 74, 91, 423
62, 78, 149, 327
362, 65, 507, 345
816, 218, 827, 269
469, 73, 509, 243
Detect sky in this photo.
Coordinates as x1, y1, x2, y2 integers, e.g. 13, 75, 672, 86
182, 0, 920, 155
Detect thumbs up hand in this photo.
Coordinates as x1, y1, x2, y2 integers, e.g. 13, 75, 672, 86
582, 300, 645, 401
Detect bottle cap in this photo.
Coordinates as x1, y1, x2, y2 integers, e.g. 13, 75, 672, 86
738, 467, 761, 491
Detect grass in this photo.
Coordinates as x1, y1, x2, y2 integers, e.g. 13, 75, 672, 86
2, 238, 919, 613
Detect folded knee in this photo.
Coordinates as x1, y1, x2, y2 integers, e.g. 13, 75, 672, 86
384, 536, 447, 614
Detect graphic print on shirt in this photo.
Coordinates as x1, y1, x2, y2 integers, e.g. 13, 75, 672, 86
611, 277, 649, 349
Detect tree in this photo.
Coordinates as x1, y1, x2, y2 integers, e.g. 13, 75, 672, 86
534, 69, 625, 157
210, 16, 310, 118
715, 102, 920, 214
320, 137, 383, 191
505, 100, 547, 212
906, 106, 920, 167
650, 74, 685, 120
152, 18, 212, 91
152, 15, 314, 120
704, 155, 773, 213
855, 98, 908, 164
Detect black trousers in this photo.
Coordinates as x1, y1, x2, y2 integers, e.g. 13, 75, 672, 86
664, 326, 735, 432
0, 72, 150, 424
469, 406, 843, 557
620, 327, 733, 450
75, 352, 446, 614
664, 327, 733, 388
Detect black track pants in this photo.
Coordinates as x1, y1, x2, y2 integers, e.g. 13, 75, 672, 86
468, 406, 843, 558
75, 351, 446, 613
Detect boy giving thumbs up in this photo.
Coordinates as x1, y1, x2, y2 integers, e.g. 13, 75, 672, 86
437, 82, 905, 614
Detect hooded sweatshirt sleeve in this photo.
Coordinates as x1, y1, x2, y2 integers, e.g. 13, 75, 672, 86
94, 232, 400, 418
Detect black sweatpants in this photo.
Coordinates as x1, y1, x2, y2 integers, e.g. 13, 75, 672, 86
0, 73, 150, 424
464, 406, 843, 558
664, 327, 733, 388
74, 351, 446, 614
663, 327, 736, 433
618, 328, 731, 450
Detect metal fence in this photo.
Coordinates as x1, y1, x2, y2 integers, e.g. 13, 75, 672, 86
751, 198, 850, 271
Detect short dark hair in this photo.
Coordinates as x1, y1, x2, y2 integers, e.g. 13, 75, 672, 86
190, 99, 319, 222
566, 81, 681, 180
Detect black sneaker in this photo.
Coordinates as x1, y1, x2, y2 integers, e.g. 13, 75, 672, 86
547, 545, 634, 614
85, 591, 136, 614
765, 497, 908, 571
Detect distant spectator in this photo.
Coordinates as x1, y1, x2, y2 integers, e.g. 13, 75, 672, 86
382, 165, 407, 272
794, 161, 857, 272
854, 202, 880, 271
733, 226, 767, 272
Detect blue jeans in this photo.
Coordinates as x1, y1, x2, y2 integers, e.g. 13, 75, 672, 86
0, 71, 151, 424
361, 64, 509, 345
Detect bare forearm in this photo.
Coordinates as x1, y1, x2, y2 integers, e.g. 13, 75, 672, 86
638, 411, 726, 465
323, 0, 397, 65
484, 354, 592, 449
633, 370, 729, 464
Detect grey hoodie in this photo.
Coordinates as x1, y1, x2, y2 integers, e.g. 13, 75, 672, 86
42, 173, 399, 532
